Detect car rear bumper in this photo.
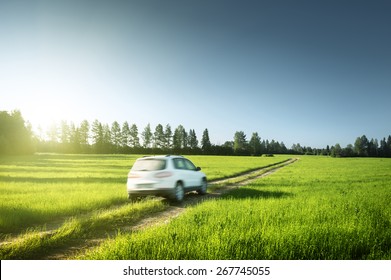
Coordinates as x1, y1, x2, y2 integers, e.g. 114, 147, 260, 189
127, 179, 176, 198
127, 187, 175, 198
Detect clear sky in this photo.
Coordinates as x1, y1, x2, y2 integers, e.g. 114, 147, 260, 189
1, 0, 390, 148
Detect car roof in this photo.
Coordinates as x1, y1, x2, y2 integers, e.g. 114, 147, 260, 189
139, 155, 184, 160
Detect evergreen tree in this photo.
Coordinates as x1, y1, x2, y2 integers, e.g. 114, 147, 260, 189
111, 121, 122, 151
183, 130, 188, 149
188, 129, 198, 150
121, 121, 131, 148
233, 131, 248, 155
260, 140, 266, 154
368, 138, 378, 157
173, 125, 185, 151
269, 139, 278, 154
379, 137, 389, 157
280, 142, 288, 153
141, 123, 152, 148
164, 124, 172, 150
79, 120, 90, 152
201, 128, 212, 154
130, 124, 140, 148
102, 124, 112, 153
354, 135, 369, 156
153, 124, 165, 149
91, 120, 103, 153
249, 132, 261, 156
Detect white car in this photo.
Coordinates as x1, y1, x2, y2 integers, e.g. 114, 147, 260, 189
127, 155, 207, 202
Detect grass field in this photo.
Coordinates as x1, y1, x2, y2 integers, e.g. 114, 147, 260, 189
0, 154, 289, 235
0, 154, 133, 235
1, 154, 390, 259
79, 156, 391, 260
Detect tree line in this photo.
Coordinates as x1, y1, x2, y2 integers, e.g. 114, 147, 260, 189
1, 110, 391, 157
33, 119, 391, 158
37, 120, 212, 155
35, 119, 297, 155
329, 135, 391, 158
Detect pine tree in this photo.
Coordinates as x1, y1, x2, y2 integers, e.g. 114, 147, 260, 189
111, 121, 121, 151
130, 124, 140, 148
121, 121, 131, 148
233, 131, 248, 155
201, 128, 211, 154
141, 123, 152, 148
102, 124, 112, 153
164, 124, 172, 150
153, 124, 165, 149
173, 125, 185, 151
188, 129, 198, 150
79, 120, 90, 148
249, 132, 261, 156
91, 120, 103, 153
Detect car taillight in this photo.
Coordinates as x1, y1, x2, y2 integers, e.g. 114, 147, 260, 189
128, 173, 140, 179
155, 171, 173, 178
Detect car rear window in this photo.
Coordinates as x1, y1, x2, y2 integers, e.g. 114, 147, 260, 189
132, 159, 167, 171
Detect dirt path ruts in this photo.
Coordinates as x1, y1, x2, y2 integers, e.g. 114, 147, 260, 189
46, 158, 298, 259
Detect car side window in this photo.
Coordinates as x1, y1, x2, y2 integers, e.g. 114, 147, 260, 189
173, 158, 186, 169
184, 159, 197, 171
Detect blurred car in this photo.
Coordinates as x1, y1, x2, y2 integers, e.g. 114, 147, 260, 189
127, 155, 207, 202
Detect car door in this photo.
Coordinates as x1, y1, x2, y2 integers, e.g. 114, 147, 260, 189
173, 158, 199, 188
183, 158, 200, 187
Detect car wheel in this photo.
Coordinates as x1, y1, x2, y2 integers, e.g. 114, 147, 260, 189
197, 178, 207, 195
174, 182, 184, 202
128, 194, 140, 202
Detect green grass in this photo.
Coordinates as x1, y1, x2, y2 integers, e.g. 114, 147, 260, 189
80, 157, 391, 260
0, 198, 166, 259
0, 154, 287, 235
187, 155, 291, 181
0, 154, 137, 234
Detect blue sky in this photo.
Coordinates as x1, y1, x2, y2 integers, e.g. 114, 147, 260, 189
1, 0, 390, 148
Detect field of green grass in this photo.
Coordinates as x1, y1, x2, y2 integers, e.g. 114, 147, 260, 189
0, 153, 292, 259
0, 154, 134, 235
0, 154, 289, 235
80, 156, 391, 260
1, 154, 390, 260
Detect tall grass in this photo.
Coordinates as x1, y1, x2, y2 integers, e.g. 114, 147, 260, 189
0, 198, 166, 259
0, 154, 288, 234
80, 157, 391, 260
0, 154, 138, 234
